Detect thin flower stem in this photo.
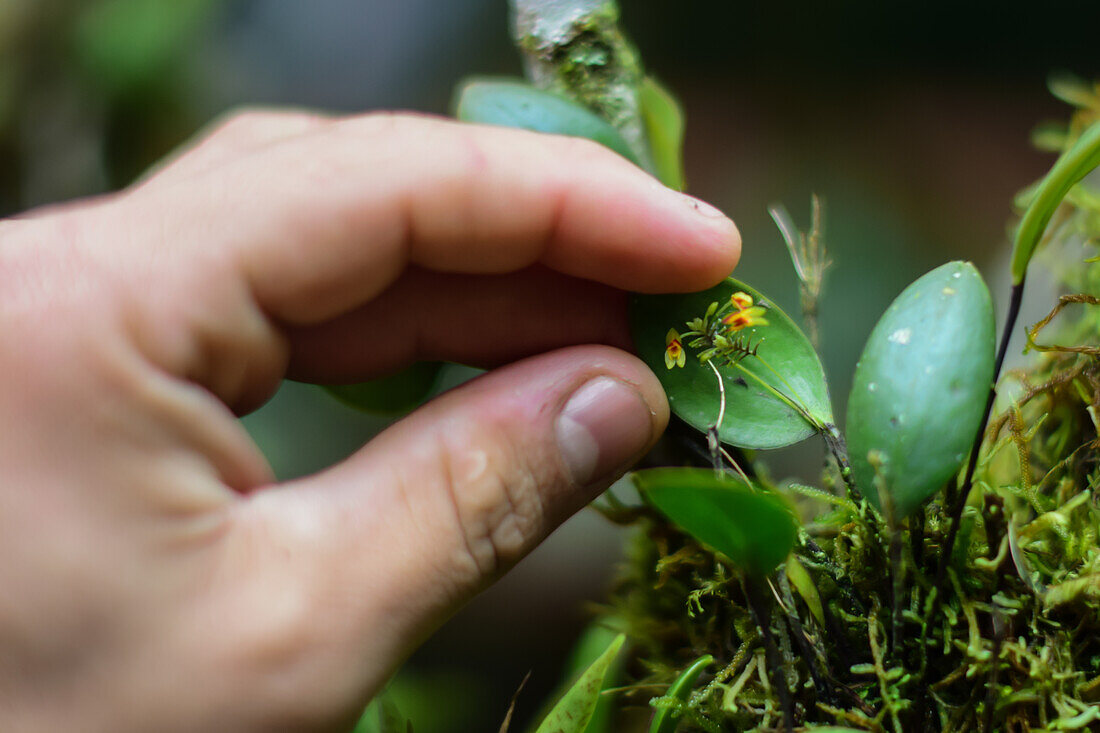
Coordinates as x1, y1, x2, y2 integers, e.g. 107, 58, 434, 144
707, 360, 727, 431
701, 364, 751, 485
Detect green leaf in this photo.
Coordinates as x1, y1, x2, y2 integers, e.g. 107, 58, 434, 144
846, 261, 995, 521
786, 555, 825, 628
639, 76, 685, 190
1011, 121, 1100, 284
323, 362, 444, 415
527, 621, 626, 733
558, 622, 626, 733
632, 468, 799, 577
353, 692, 410, 733
455, 79, 643, 168
534, 634, 626, 733
1031, 122, 1070, 153
630, 278, 833, 449
649, 654, 713, 733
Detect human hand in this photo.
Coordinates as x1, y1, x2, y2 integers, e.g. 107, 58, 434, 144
0, 111, 739, 732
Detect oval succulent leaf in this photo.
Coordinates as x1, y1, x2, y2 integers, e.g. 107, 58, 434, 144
631, 278, 833, 449
454, 78, 643, 168
323, 361, 443, 415
632, 467, 799, 577
533, 634, 626, 733
847, 261, 995, 520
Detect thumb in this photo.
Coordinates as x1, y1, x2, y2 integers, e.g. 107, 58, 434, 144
222, 345, 666, 722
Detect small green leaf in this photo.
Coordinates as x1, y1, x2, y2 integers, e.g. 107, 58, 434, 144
534, 634, 626, 733
1031, 122, 1070, 153
786, 556, 825, 628
455, 79, 642, 168
526, 621, 626, 733
352, 692, 410, 733
649, 654, 713, 733
847, 262, 995, 520
639, 76, 685, 190
630, 278, 833, 449
560, 622, 626, 733
1011, 121, 1100, 284
1048, 71, 1100, 109
323, 362, 443, 415
632, 468, 799, 577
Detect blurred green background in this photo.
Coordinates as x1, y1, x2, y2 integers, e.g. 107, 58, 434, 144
2, 0, 1098, 729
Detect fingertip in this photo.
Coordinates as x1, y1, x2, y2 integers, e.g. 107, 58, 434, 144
663, 191, 742, 291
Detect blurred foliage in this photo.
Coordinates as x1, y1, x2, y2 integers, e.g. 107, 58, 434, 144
353, 671, 490, 733
0, 0, 224, 212
71, 0, 217, 94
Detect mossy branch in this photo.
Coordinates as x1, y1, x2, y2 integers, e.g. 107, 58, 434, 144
509, 0, 653, 170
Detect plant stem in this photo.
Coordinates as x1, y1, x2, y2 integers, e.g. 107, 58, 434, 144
822, 423, 863, 503
743, 578, 795, 731
889, 531, 904, 655
775, 572, 833, 706
910, 507, 925, 567
704, 360, 755, 484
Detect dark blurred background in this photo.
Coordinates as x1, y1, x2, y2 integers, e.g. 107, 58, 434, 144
2, 0, 1098, 729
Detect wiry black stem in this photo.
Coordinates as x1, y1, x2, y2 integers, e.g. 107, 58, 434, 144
776, 573, 834, 706
910, 508, 925, 567
935, 278, 1025, 591
744, 579, 795, 731
889, 532, 904, 656
822, 423, 863, 503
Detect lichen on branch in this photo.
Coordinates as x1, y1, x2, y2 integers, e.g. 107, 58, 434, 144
509, 0, 652, 169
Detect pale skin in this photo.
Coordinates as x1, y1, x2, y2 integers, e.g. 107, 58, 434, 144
0, 111, 740, 732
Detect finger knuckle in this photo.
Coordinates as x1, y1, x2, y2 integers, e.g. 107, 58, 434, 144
437, 426, 545, 580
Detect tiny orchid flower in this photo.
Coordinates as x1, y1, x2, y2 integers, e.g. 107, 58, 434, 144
722, 306, 769, 332
665, 328, 686, 369
730, 291, 754, 311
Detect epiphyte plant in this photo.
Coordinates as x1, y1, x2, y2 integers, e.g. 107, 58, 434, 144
351, 1, 1100, 731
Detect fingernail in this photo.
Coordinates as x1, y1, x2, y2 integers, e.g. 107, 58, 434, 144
556, 376, 654, 485
679, 192, 728, 220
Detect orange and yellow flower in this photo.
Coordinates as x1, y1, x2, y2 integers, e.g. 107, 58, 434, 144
722, 305, 768, 332
730, 291, 754, 311
664, 328, 686, 369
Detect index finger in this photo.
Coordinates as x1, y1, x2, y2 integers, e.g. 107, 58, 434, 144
123, 112, 740, 325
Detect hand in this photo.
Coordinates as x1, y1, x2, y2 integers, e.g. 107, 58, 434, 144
0, 111, 739, 732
